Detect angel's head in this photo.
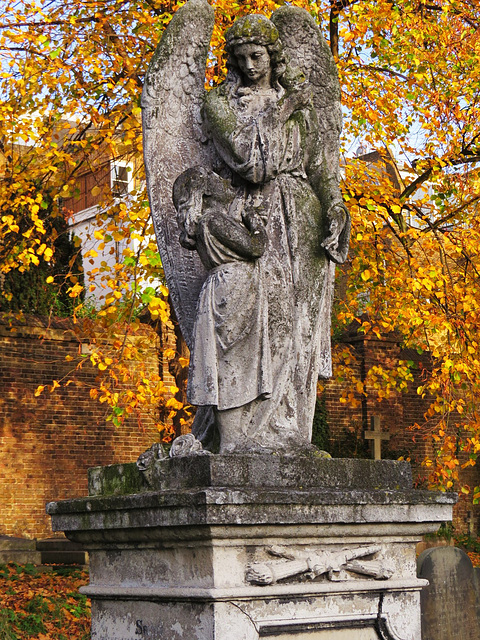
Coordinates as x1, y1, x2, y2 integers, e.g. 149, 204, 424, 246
225, 14, 286, 89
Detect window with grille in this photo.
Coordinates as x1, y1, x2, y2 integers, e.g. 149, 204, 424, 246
112, 165, 129, 197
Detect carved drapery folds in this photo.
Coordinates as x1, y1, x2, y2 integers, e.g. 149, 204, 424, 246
142, 0, 350, 454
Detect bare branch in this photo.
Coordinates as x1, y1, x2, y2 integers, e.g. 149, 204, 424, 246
346, 63, 409, 81
401, 155, 480, 201
0, 16, 98, 30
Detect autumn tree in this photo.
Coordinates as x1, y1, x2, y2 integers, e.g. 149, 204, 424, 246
327, 0, 480, 497
1, 0, 480, 495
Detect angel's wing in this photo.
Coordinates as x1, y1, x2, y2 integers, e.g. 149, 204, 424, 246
271, 6, 343, 189
142, 0, 214, 348
272, 7, 345, 380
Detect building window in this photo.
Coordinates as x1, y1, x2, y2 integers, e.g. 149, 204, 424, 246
112, 165, 130, 197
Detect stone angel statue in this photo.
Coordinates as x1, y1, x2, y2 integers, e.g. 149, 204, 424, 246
142, 0, 350, 455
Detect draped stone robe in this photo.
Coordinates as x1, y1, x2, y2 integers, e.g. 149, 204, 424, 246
200, 82, 344, 449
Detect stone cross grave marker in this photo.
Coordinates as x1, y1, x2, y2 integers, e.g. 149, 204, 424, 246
417, 546, 480, 640
364, 416, 390, 460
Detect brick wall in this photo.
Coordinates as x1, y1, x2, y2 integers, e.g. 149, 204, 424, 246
0, 316, 160, 539
323, 331, 480, 534
2, 313, 478, 539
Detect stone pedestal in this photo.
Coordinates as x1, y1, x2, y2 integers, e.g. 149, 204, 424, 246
47, 456, 455, 640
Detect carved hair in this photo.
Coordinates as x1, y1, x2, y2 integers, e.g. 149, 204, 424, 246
172, 166, 235, 210
224, 14, 287, 91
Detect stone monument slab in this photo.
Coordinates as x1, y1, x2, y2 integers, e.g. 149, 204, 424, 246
417, 546, 480, 640
88, 456, 413, 495
48, 456, 456, 640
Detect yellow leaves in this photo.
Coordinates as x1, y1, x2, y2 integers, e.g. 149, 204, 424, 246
343, 31, 356, 43
36, 380, 61, 396
148, 295, 170, 322
1, 215, 19, 234
48, 380, 60, 392
166, 397, 183, 410
361, 269, 371, 282
96, 356, 115, 371
46, 276, 54, 283
67, 283, 83, 298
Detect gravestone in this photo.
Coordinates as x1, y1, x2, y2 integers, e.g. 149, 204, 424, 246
417, 546, 480, 640
0, 535, 41, 564
474, 567, 480, 621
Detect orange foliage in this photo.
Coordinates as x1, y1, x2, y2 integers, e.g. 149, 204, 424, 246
0, 564, 90, 640
1, 0, 480, 494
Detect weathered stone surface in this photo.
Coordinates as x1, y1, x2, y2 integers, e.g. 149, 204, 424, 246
417, 546, 480, 640
143, 0, 351, 454
88, 462, 146, 497
474, 566, 480, 622
49, 463, 454, 545
89, 455, 413, 496
0, 535, 41, 565
49, 453, 456, 639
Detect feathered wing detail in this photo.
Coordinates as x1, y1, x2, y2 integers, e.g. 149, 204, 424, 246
142, 0, 215, 348
271, 6, 343, 196
272, 7, 348, 380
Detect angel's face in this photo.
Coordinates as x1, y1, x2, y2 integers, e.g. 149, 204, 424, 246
234, 43, 271, 88
176, 189, 203, 238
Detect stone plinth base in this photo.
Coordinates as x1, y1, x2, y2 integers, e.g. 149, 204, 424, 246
47, 456, 456, 640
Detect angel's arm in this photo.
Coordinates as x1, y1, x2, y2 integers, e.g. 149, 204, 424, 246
306, 110, 350, 264
277, 83, 313, 124
205, 212, 267, 260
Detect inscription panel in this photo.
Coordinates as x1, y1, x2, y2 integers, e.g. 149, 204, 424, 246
263, 629, 379, 640
91, 600, 214, 640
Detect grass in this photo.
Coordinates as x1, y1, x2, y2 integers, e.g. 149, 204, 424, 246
0, 563, 90, 640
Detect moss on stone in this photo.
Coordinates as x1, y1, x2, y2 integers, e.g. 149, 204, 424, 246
88, 463, 146, 497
